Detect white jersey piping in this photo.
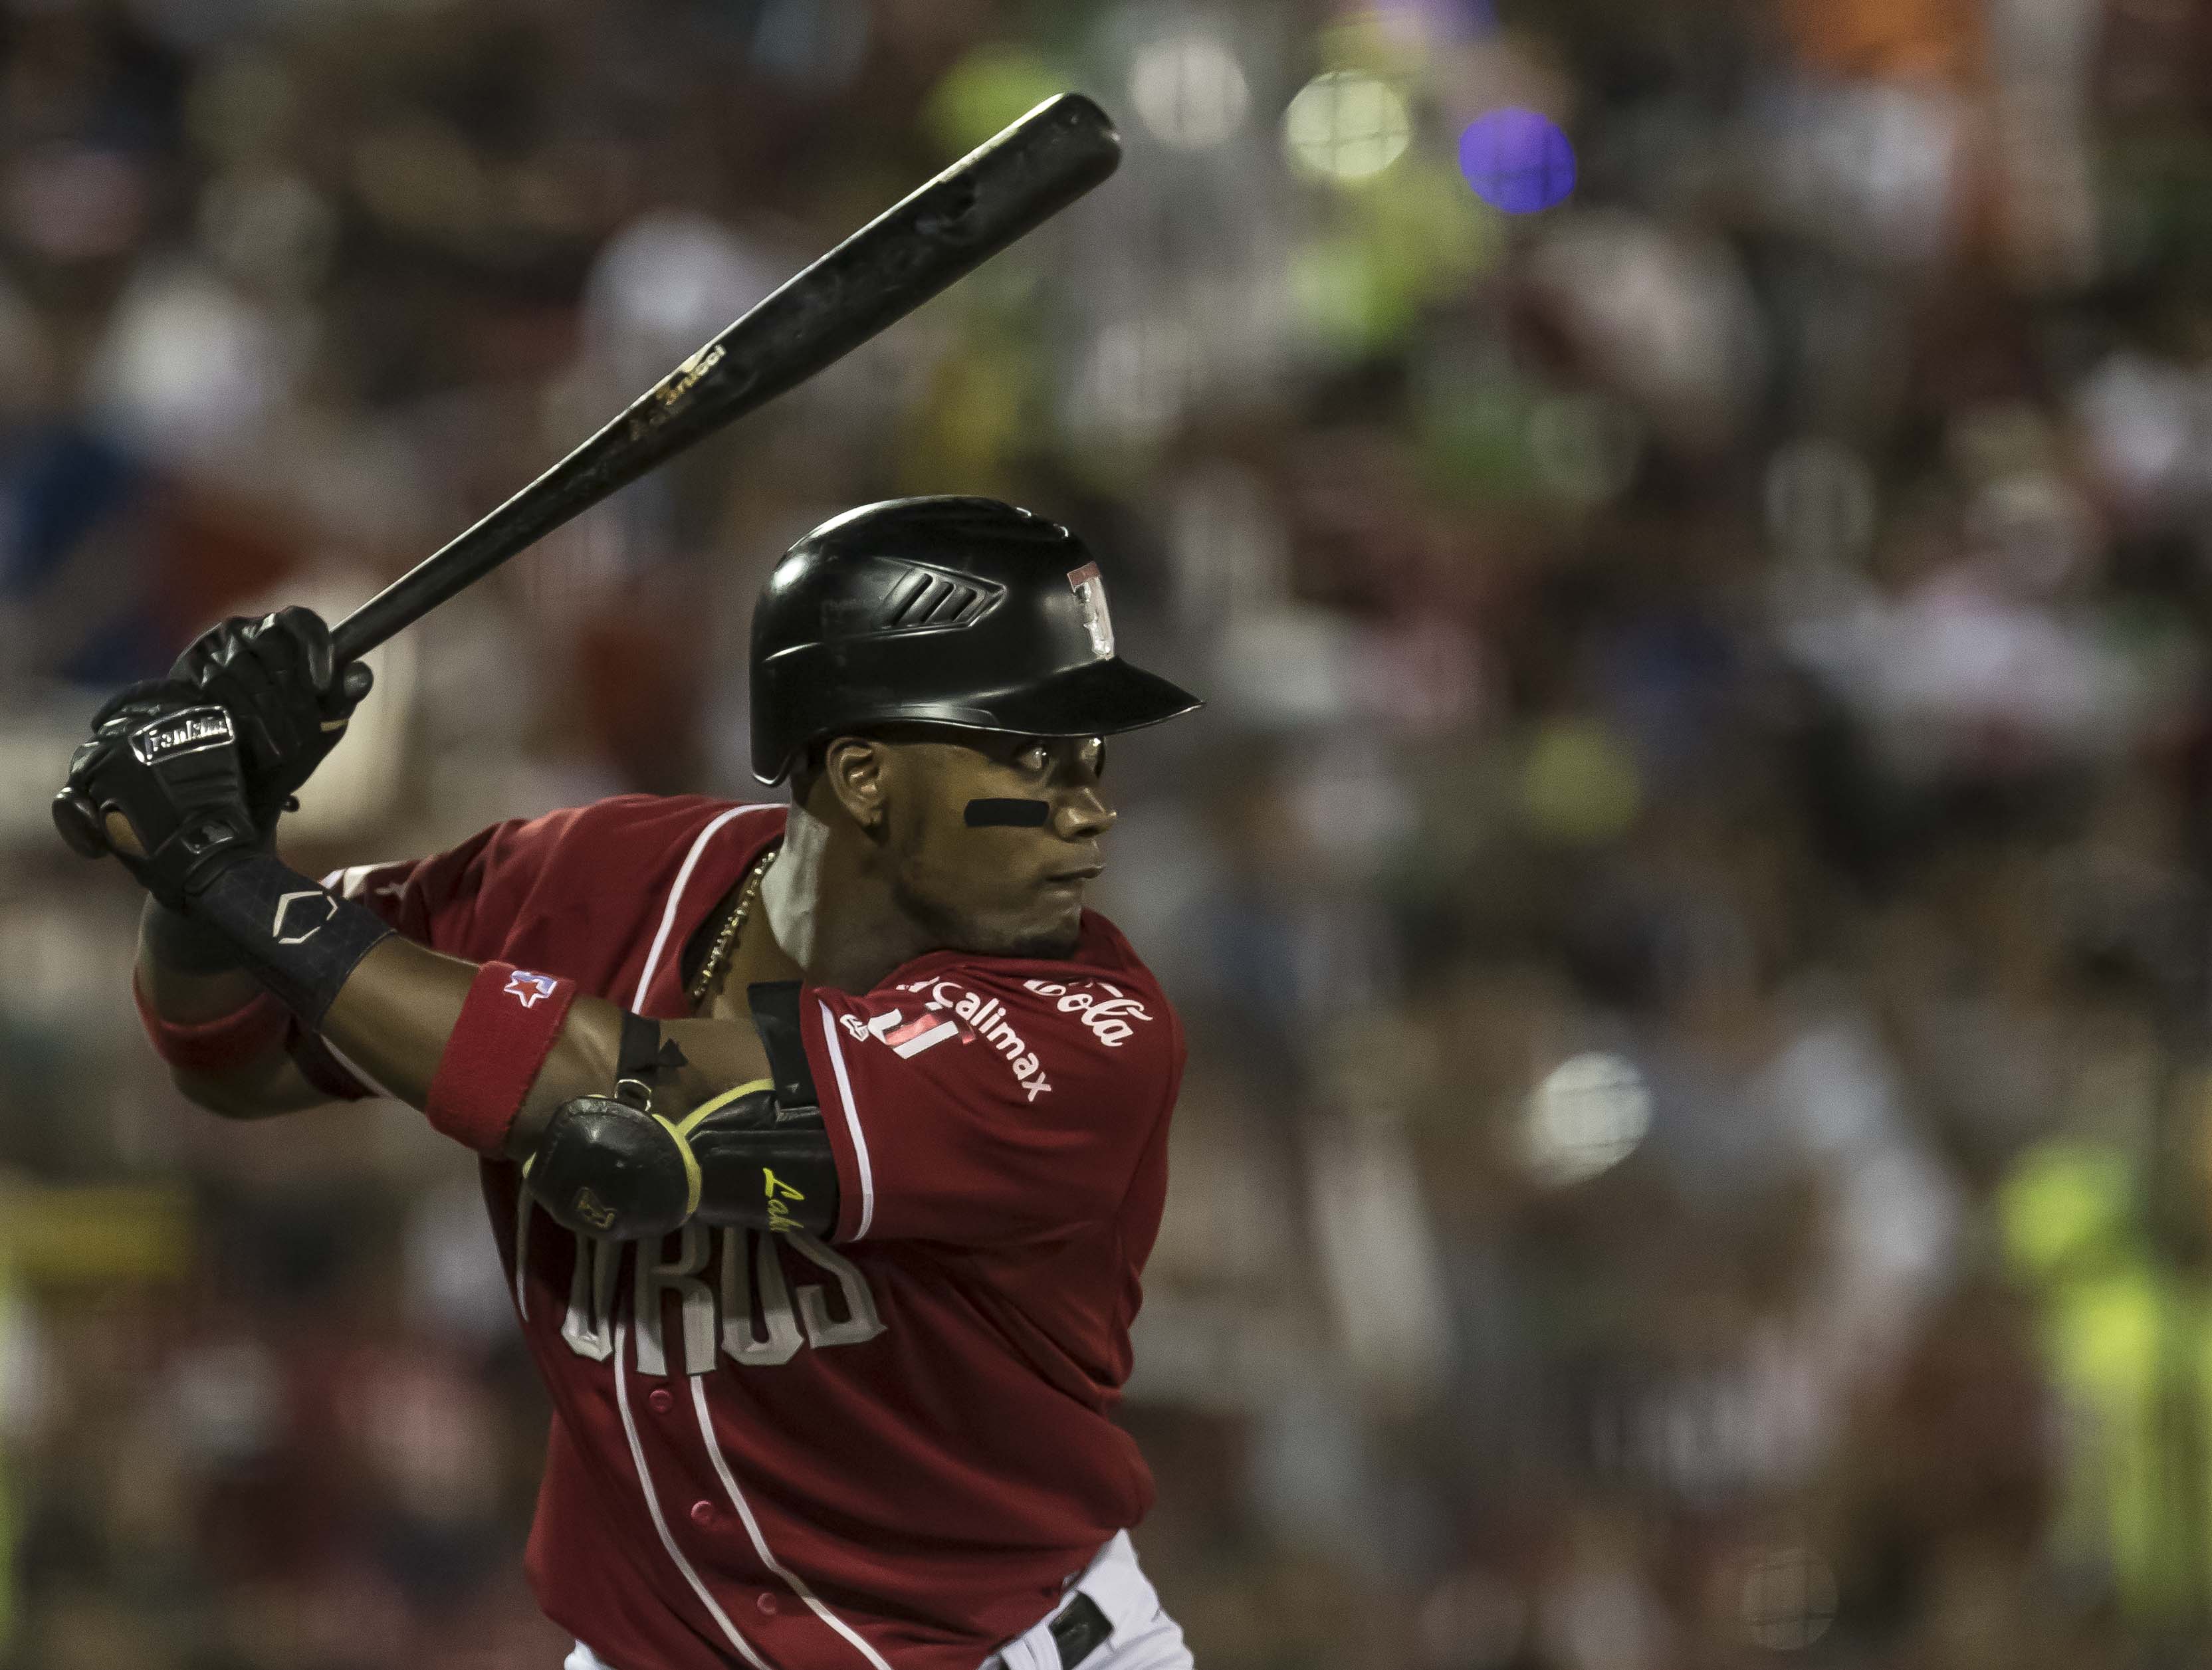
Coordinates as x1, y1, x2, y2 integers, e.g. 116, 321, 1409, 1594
320, 1035, 402, 1103
815, 1003, 875, 1240
632, 805, 776, 1011
689, 1376, 895, 1670
512, 1186, 532, 1322
612, 1314, 774, 1670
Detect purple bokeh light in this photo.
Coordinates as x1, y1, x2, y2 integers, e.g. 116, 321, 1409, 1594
1369, 0, 1497, 43
1458, 108, 1576, 213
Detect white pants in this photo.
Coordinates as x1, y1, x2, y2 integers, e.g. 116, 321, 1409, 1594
565, 1531, 1192, 1670
981, 1531, 1192, 1670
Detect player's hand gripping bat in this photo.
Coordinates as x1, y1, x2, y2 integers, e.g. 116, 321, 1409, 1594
54, 93, 1121, 859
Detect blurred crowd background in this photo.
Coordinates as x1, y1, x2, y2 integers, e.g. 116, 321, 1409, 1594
4, 0, 2212, 1665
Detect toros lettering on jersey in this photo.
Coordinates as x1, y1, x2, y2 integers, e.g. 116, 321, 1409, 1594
554, 1221, 884, 1376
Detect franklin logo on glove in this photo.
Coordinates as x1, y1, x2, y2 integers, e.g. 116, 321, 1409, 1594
129, 707, 235, 766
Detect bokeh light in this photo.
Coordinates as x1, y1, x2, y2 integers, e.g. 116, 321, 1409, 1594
1740, 1545, 1839, 1650
923, 45, 1071, 156
1283, 70, 1412, 184
1458, 107, 1576, 213
1519, 716, 1641, 845
1523, 1053, 1652, 1187
1129, 35, 1250, 151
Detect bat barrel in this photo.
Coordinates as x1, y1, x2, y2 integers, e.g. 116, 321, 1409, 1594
329, 94, 1121, 667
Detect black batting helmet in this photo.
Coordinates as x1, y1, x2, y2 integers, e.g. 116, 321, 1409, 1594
748, 497, 1201, 785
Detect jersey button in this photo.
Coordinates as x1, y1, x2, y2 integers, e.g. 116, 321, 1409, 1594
690, 1500, 717, 1528
649, 1388, 674, 1414
756, 1594, 778, 1616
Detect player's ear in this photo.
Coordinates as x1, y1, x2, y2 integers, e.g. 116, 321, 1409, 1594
821, 736, 889, 835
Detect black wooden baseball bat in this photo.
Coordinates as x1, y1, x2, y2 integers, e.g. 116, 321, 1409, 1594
50, 95, 1117, 862
328, 92, 1120, 665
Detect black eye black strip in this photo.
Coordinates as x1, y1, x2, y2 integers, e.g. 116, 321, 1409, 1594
964, 798, 1051, 828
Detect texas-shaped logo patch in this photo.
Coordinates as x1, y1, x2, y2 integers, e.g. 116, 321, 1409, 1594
505, 970, 560, 1007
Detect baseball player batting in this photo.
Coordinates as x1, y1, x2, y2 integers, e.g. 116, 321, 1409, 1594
60, 495, 1203, 1669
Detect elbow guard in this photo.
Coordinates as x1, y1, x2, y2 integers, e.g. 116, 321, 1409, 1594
680, 1086, 837, 1237
522, 992, 838, 1241
679, 982, 837, 1235
525, 1091, 694, 1241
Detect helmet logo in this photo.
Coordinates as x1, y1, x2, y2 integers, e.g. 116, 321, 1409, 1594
1067, 562, 1115, 659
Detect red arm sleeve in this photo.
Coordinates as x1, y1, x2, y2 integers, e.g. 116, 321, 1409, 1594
802, 960, 1182, 1247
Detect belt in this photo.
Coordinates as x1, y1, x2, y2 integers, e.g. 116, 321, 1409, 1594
657, 1588, 1114, 1670
1050, 1592, 1113, 1667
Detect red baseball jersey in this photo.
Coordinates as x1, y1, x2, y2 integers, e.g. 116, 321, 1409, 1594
316, 796, 1185, 1670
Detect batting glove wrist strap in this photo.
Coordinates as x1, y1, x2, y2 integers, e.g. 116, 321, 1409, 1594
425, 961, 578, 1156
187, 853, 395, 1027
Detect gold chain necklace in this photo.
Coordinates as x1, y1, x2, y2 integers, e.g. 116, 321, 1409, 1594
685, 843, 778, 1009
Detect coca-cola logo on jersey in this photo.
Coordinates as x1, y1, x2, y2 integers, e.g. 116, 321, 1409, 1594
1021, 979, 1152, 1047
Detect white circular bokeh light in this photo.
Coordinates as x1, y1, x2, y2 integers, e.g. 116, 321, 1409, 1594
1522, 1052, 1652, 1186
1283, 70, 1412, 184
1740, 1545, 1838, 1651
1130, 35, 1251, 151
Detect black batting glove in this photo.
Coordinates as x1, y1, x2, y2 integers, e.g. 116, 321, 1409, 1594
60, 682, 263, 911
171, 607, 373, 831
132, 607, 366, 970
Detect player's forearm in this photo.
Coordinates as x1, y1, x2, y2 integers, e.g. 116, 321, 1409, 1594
136, 900, 328, 1114
170, 1049, 333, 1119
316, 935, 772, 1161
317, 935, 607, 1156
136, 898, 266, 1022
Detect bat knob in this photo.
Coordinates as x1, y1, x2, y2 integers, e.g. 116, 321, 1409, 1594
51, 788, 110, 859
